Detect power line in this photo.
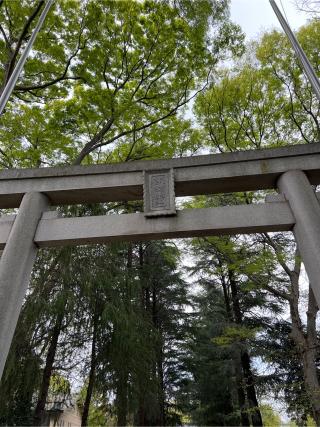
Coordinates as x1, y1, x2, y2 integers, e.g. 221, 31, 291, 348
279, 0, 290, 22
270, 0, 320, 102
0, 0, 54, 116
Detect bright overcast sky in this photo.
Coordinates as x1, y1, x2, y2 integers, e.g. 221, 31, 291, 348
230, 0, 310, 39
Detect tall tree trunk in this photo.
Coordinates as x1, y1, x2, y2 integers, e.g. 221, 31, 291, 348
137, 405, 146, 426
220, 267, 232, 320
220, 266, 250, 426
304, 286, 320, 425
115, 243, 132, 427
137, 246, 164, 426
263, 239, 320, 425
286, 251, 320, 425
241, 350, 263, 426
157, 346, 165, 426
116, 370, 128, 426
229, 271, 263, 426
33, 311, 64, 425
81, 314, 98, 426
233, 351, 250, 427
137, 243, 148, 426
152, 286, 165, 426
290, 285, 320, 426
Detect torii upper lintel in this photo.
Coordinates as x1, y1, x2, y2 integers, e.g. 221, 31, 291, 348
1, 142, 320, 380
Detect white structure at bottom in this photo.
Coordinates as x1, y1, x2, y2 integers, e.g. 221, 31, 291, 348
43, 401, 82, 427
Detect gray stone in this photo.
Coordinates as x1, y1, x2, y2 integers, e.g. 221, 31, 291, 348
144, 169, 176, 217
1, 142, 320, 382
41, 210, 61, 219
278, 170, 320, 307
0, 143, 319, 208
0, 192, 49, 379
265, 193, 287, 203
24, 201, 296, 247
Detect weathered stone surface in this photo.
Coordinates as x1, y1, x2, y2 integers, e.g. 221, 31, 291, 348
265, 193, 286, 203
0, 142, 319, 180
1, 142, 320, 383
144, 169, 176, 217
0, 143, 319, 207
0, 192, 49, 379
0, 200, 296, 248
278, 171, 320, 308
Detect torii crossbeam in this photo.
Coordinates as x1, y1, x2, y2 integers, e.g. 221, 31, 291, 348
1, 142, 320, 379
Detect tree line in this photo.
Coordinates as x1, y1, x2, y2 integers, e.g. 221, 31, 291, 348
0, 0, 319, 425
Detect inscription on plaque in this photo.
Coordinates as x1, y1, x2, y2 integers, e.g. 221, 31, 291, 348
144, 169, 176, 217
150, 174, 169, 210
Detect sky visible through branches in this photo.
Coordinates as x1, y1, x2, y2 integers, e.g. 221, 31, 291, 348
231, 0, 309, 39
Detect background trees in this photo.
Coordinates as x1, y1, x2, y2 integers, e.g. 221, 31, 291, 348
295, 0, 320, 14
0, 1, 320, 426
0, 0, 244, 167
190, 17, 320, 426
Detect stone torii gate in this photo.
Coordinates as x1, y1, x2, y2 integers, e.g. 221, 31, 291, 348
1, 142, 320, 379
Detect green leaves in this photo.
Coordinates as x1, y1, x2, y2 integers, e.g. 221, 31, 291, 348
0, 0, 243, 167
195, 20, 320, 155
213, 325, 259, 346
195, 65, 291, 152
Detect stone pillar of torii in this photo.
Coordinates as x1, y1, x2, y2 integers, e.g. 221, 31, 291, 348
1, 0, 320, 382
0, 145, 320, 379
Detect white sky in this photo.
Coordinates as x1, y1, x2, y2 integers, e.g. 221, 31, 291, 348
230, 0, 310, 39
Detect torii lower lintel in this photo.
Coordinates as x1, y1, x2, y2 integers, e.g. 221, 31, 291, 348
0, 143, 320, 380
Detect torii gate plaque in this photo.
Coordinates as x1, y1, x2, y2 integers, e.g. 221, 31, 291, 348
144, 169, 176, 217
1, 143, 320, 379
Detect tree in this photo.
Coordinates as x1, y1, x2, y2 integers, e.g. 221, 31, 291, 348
0, 316, 41, 425
256, 23, 320, 145
0, 1, 244, 424
0, 0, 244, 167
260, 404, 281, 427
193, 21, 320, 421
91, 240, 191, 426
259, 320, 315, 426
187, 227, 280, 426
254, 234, 320, 426
180, 282, 242, 426
194, 65, 291, 151
195, 21, 320, 153
295, 1, 320, 14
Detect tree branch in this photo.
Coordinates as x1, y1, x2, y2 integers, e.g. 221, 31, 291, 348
262, 232, 293, 278
15, 18, 88, 92
2, 0, 45, 89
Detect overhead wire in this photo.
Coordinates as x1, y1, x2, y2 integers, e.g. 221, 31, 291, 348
270, 0, 320, 102
279, 0, 289, 22
0, 0, 54, 116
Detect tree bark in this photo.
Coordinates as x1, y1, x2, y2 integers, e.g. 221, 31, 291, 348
290, 285, 320, 426
304, 286, 320, 425
81, 313, 98, 426
152, 286, 165, 426
241, 350, 263, 426
264, 238, 320, 425
219, 267, 250, 425
115, 244, 132, 426
116, 370, 128, 426
157, 346, 165, 426
233, 351, 250, 427
229, 271, 263, 426
33, 311, 64, 425
286, 250, 320, 425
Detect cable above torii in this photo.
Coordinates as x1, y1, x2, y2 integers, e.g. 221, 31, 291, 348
270, 0, 320, 102
0, 1, 318, 114
0, 0, 53, 116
